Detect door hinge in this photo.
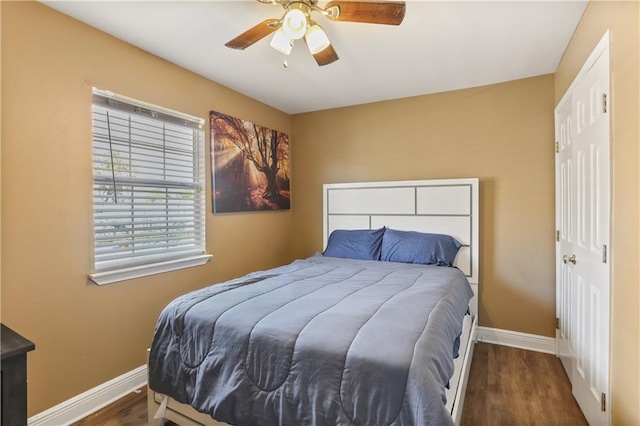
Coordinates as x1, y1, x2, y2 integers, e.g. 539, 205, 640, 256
556, 317, 560, 329
602, 245, 607, 263
602, 93, 608, 113
601, 392, 606, 412
555, 141, 559, 153
556, 230, 560, 242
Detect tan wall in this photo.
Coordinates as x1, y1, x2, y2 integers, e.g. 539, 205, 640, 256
0, 2, 292, 415
291, 75, 557, 337
554, 1, 640, 424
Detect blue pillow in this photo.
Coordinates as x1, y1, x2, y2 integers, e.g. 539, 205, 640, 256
323, 228, 385, 261
381, 229, 461, 266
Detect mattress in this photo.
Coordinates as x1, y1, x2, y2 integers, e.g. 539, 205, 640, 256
149, 255, 474, 426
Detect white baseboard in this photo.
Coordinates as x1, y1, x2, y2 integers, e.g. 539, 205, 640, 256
28, 365, 147, 426
476, 326, 556, 355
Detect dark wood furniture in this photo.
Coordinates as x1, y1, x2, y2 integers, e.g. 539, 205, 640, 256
1, 324, 35, 426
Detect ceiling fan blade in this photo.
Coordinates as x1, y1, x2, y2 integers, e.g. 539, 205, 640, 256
225, 19, 279, 50
324, 1, 406, 25
312, 44, 339, 66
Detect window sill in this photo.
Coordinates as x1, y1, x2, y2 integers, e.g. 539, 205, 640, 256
89, 254, 213, 285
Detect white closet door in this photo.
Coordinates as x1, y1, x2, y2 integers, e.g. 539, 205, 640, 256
555, 33, 610, 426
556, 95, 574, 377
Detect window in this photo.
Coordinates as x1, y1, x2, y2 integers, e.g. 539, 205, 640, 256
90, 88, 210, 285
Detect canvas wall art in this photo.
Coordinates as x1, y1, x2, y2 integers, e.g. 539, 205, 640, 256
210, 111, 290, 213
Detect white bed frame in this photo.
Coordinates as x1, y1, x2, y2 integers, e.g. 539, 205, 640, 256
148, 178, 479, 426
323, 178, 479, 424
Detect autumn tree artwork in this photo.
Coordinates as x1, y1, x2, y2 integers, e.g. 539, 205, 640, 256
210, 111, 290, 213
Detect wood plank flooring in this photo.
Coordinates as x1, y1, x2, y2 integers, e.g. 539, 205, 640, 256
461, 343, 587, 425
73, 343, 587, 426
71, 388, 147, 426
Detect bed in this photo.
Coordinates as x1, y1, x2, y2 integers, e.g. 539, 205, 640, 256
147, 178, 479, 426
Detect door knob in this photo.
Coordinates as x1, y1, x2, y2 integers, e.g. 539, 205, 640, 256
562, 254, 577, 265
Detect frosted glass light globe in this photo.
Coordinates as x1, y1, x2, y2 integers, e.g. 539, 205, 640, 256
282, 9, 307, 40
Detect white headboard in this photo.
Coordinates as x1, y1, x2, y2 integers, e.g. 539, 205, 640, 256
323, 178, 479, 318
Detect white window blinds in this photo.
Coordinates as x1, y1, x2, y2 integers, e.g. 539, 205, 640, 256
91, 88, 208, 283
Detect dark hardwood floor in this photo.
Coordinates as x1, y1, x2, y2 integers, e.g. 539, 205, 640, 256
461, 343, 587, 425
71, 389, 147, 426
73, 343, 587, 425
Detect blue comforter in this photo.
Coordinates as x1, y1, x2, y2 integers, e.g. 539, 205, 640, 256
149, 255, 473, 426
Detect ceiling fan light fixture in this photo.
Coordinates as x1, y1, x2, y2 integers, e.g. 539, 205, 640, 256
282, 8, 307, 40
305, 24, 330, 54
225, 0, 407, 67
270, 28, 293, 55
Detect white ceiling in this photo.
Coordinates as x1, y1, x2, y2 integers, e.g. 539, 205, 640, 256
42, 0, 587, 114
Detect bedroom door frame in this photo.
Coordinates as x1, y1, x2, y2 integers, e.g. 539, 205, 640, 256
555, 30, 611, 426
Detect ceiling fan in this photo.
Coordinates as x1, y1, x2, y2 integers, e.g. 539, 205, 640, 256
225, 0, 406, 66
